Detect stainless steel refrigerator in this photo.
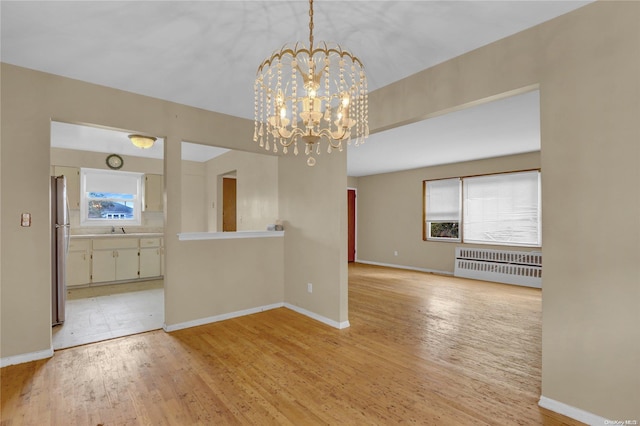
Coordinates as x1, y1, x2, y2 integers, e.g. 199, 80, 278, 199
51, 175, 70, 326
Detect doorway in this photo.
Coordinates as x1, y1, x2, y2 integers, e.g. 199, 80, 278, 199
223, 177, 237, 232
348, 188, 356, 262
50, 121, 165, 349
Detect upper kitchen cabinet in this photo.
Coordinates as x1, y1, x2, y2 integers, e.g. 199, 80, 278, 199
144, 174, 163, 212
54, 166, 80, 209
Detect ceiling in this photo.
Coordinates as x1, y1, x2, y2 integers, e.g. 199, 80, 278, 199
50, 121, 230, 163
2, 1, 591, 176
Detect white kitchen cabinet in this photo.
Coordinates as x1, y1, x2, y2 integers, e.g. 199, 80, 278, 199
144, 174, 163, 212
91, 249, 116, 282
66, 239, 91, 286
92, 238, 140, 283
139, 237, 161, 278
54, 166, 80, 209
116, 248, 139, 281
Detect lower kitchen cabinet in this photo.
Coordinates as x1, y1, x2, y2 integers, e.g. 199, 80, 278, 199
69, 235, 164, 286
67, 239, 91, 286
91, 249, 116, 282
92, 238, 140, 284
139, 237, 161, 278
115, 248, 140, 281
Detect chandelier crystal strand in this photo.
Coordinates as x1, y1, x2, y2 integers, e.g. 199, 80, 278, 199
259, 78, 264, 148
253, 82, 258, 143
350, 64, 356, 146
254, 0, 368, 166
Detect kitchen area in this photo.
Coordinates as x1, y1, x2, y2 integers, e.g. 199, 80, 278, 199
51, 121, 165, 349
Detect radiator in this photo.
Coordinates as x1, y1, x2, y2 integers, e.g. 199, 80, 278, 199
454, 247, 542, 288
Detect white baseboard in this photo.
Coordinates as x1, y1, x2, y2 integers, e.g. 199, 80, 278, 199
163, 301, 350, 333
1, 347, 54, 368
3, 303, 348, 365
163, 303, 284, 332
539, 396, 610, 425
284, 303, 350, 329
356, 260, 453, 276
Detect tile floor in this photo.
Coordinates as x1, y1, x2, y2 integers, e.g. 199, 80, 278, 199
52, 280, 164, 350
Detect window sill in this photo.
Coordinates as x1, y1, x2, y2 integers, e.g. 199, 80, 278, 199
177, 231, 284, 241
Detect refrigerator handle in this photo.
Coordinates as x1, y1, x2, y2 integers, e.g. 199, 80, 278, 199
64, 191, 71, 254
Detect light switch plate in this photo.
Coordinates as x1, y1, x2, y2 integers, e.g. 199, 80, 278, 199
21, 212, 31, 227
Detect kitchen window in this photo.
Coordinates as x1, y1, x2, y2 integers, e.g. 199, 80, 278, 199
80, 168, 143, 226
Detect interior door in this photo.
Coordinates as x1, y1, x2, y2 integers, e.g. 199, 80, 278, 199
223, 177, 237, 232
348, 189, 356, 262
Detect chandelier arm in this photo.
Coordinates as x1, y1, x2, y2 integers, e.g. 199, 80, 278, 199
318, 128, 348, 145
275, 127, 304, 147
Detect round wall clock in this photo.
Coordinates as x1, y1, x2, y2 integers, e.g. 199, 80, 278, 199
106, 154, 124, 170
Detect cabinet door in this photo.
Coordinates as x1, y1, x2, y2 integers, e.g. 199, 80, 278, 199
92, 250, 116, 283
139, 247, 161, 278
53, 166, 80, 209
67, 250, 91, 286
116, 248, 140, 281
144, 174, 163, 212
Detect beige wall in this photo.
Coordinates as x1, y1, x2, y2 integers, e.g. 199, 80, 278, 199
51, 147, 163, 175
347, 176, 359, 189
280, 153, 349, 325
167, 237, 284, 325
356, 152, 540, 273
181, 160, 207, 232
205, 150, 279, 232
1, 63, 340, 363
365, 1, 639, 420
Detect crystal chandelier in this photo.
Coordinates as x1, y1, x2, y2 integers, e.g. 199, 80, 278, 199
254, 0, 369, 166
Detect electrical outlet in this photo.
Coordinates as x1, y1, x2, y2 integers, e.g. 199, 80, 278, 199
394, 250, 398, 256
307, 283, 313, 293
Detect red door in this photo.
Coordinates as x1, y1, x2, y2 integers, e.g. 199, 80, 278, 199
348, 189, 356, 262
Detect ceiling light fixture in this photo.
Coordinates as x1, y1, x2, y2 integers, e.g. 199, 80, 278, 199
128, 134, 156, 149
254, 0, 369, 166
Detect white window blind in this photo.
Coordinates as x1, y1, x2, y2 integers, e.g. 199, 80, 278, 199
80, 168, 143, 227
82, 168, 142, 194
426, 178, 461, 222
463, 171, 541, 246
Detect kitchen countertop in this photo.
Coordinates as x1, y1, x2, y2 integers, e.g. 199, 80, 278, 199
71, 233, 163, 239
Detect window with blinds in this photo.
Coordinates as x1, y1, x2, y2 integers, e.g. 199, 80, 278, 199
80, 168, 143, 226
424, 178, 461, 241
423, 170, 541, 247
463, 171, 541, 246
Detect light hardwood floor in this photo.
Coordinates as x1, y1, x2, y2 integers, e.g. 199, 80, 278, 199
1, 263, 583, 425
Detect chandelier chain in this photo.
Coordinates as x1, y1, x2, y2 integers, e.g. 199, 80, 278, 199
308, 0, 314, 50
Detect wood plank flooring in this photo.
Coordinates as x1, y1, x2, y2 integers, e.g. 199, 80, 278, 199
1, 263, 583, 425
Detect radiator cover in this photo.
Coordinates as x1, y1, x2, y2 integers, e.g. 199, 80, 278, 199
454, 247, 542, 288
